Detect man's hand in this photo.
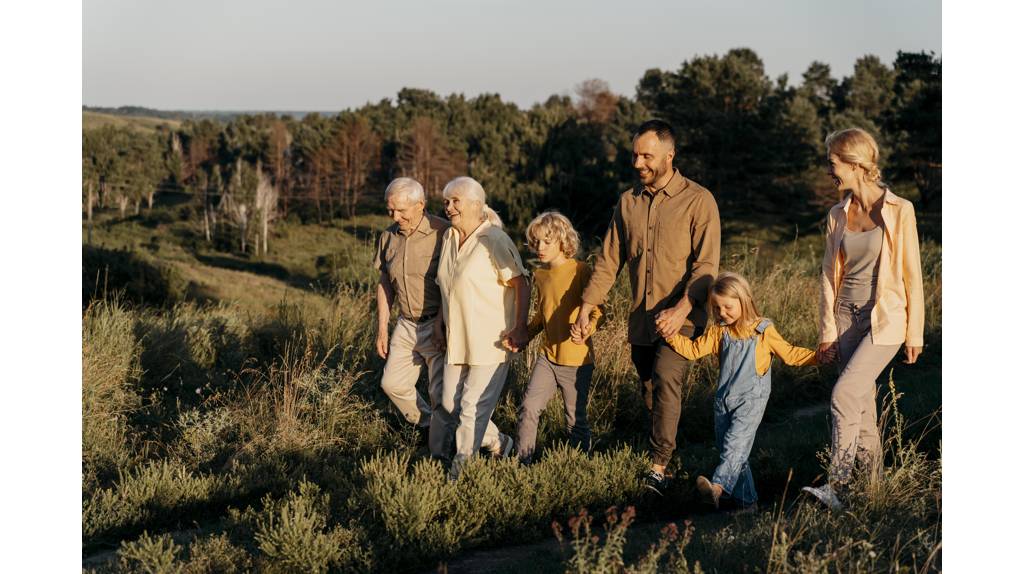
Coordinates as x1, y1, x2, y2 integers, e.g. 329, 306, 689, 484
816, 342, 838, 364
655, 305, 688, 339
432, 318, 447, 353
572, 303, 597, 344
375, 327, 389, 359
903, 345, 922, 365
501, 325, 530, 353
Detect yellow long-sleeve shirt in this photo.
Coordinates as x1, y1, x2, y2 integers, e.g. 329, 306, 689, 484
527, 259, 604, 366
665, 321, 816, 376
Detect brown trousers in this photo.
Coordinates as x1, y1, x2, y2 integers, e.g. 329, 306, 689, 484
632, 342, 692, 467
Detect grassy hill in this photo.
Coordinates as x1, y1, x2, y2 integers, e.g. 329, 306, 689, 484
83, 111, 183, 133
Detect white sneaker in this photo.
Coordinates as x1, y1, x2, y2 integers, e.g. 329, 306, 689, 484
801, 484, 844, 511
494, 433, 515, 458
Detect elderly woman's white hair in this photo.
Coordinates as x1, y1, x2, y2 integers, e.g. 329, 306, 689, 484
442, 176, 503, 228
384, 177, 426, 203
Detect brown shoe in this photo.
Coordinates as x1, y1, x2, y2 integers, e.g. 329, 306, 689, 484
696, 475, 723, 509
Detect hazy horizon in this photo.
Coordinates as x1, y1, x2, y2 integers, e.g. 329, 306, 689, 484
84, 0, 941, 112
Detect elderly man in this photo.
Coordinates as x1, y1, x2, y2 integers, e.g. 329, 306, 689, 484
374, 177, 452, 457
572, 119, 721, 494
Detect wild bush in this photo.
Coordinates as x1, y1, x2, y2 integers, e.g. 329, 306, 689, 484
252, 480, 373, 573
116, 531, 182, 574
83, 299, 144, 489
83, 460, 244, 548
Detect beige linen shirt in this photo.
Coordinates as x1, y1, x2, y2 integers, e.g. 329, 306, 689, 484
582, 169, 721, 345
374, 213, 450, 321
436, 221, 528, 365
819, 188, 925, 347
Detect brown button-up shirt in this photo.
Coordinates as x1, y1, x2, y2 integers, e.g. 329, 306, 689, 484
374, 213, 450, 321
582, 169, 721, 345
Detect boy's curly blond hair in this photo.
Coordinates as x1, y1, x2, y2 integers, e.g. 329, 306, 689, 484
525, 210, 580, 259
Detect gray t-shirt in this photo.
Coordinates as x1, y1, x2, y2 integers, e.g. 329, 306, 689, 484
839, 226, 883, 304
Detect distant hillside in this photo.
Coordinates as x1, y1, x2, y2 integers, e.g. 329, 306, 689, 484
83, 105, 333, 124
83, 111, 183, 133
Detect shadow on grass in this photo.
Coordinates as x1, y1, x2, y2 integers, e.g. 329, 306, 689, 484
194, 253, 317, 291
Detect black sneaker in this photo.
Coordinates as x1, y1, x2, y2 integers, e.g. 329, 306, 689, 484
643, 469, 670, 495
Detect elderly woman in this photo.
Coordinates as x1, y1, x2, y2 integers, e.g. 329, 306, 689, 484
803, 128, 925, 510
434, 176, 529, 477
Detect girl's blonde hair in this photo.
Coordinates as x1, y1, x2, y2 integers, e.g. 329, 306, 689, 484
825, 127, 884, 184
525, 210, 580, 258
442, 176, 503, 228
708, 272, 761, 336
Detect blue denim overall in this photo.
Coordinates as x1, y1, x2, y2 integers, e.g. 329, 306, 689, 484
712, 319, 773, 506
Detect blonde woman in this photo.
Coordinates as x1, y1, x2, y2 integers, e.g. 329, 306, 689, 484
434, 177, 529, 478
803, 128, 925, 510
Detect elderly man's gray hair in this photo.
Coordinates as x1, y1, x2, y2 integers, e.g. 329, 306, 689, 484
384, 177, 425, 203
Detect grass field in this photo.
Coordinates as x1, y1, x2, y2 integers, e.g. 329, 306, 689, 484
82, 199, 941, 573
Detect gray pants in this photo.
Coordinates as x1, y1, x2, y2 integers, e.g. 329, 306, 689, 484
829, 300, 901, 485
515, 354, 593, 463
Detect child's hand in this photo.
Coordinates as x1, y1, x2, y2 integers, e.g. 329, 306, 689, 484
816, 342, 837, 364
570, 321, 591, 345
571, 315, 589, 344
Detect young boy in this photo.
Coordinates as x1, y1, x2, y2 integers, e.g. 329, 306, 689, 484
505, 211, 603, 464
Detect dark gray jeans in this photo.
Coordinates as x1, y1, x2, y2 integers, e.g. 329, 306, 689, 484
515, 354, 593, 463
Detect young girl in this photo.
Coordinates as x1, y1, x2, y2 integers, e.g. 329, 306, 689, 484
664, 272, 816, 511
505, 211, 603, 464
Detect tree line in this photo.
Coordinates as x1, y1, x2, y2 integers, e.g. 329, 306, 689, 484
82, 48, 940, 255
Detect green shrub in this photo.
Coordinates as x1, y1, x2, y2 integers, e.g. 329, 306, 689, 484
180, 534, 252, 574
117, 531, 182, 574
84, 461, 244, 547
253, 480, 373, 573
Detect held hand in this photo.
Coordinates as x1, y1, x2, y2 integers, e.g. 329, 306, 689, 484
816, 342, 838, 365
375, 328, 389, 360
903, 345, 923, 365
570, 319, 592, 345
432, 319, 447, 353
502, 326, 529, 353
571, 314, 590, 345
655, 307, 686, 339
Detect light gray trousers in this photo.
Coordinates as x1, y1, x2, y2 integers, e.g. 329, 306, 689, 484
829, 300, 901, 485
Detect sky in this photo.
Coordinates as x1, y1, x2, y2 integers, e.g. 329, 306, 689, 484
83, 0, 941, 112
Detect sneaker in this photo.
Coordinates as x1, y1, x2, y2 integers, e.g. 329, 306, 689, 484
643, 469, 669, 495
801, 484, 844, 511
696, 475, 723, 509
492, 433, 515, 459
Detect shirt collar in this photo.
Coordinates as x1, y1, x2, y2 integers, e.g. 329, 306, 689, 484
637, 168, 688, 198
839, 186, 897, 214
